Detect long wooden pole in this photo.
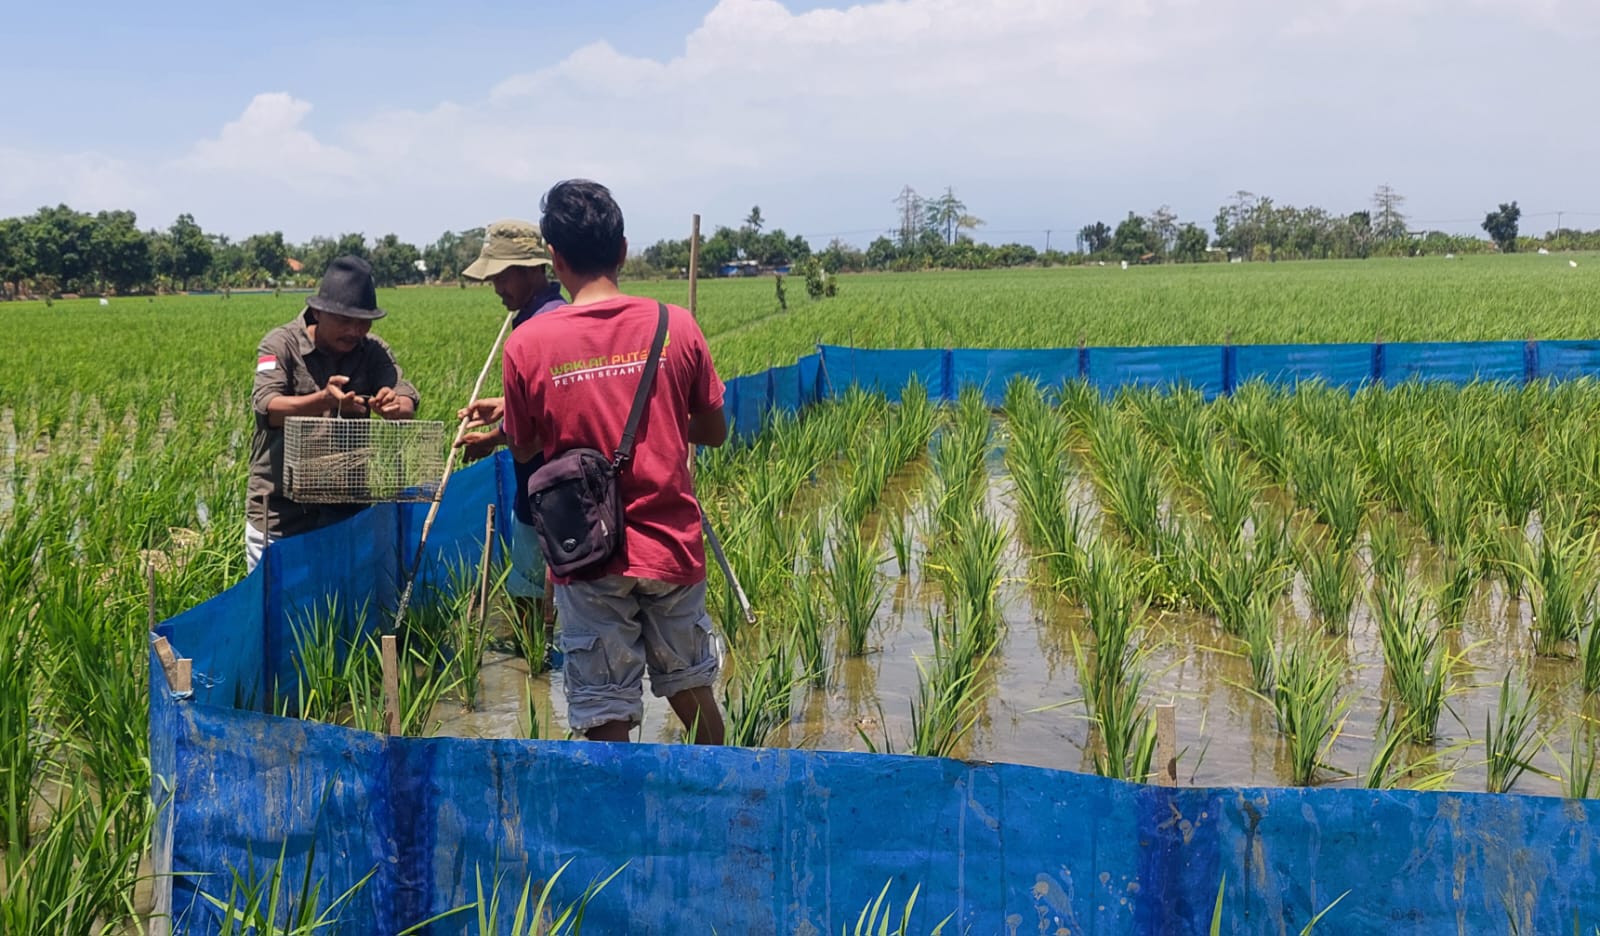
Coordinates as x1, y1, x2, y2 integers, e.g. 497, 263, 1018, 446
688, 213, 701, 312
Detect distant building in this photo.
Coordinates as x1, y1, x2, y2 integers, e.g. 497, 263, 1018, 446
718, 260, 762, 278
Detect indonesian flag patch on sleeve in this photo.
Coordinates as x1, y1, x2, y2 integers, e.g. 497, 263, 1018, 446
256, 355, 277, 373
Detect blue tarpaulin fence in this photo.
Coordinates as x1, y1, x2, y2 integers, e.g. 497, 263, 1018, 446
152, 339, 1600, 935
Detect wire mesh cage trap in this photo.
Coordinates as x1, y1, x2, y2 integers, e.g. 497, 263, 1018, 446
283, 416, 447, 504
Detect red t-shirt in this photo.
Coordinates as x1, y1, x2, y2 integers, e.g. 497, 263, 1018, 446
503, 295, 725, 585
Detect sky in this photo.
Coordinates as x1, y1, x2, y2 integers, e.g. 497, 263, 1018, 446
3, 0, 1598, 251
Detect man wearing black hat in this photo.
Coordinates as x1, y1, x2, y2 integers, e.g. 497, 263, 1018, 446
246, 255, 419, 572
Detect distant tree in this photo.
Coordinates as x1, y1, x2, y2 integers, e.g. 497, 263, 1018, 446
333, 233, 369, 261
422, 228, 485, 282
1482, 201, 1521, 253
1372, 184, 1408, 241
924, 187, 967, 245
164, 213, 212, 291
1174, 222, 1210, 263
244, 231, 289, 280
819, 238, 865, 273
88, 210, 151, 294
1111, 213, 1158, 262
893, 186, 924, 249
744, 206, 764, 236
370, 234, 423, 286
26, 204, 97, 293
1147, 205, 1179, 258
0, 217, 25, 296
1077, 222, 1112, 255
865, 236, 898, 270
700, 226, 739, 277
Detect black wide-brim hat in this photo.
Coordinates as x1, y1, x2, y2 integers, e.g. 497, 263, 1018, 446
306, 255, 387, 320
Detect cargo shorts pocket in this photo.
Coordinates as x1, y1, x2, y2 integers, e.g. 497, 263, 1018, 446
557, 631, 644, 731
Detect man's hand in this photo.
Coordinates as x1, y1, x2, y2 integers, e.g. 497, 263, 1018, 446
323, 375, 368, 417
456, 427, 506, 462
458, 397, 505, 431
369, 386, 409, 419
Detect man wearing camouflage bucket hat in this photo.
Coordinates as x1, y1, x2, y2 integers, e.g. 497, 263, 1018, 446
456, 220, 567, 664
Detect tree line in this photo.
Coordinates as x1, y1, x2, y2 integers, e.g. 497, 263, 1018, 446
0, 187, 1592, 298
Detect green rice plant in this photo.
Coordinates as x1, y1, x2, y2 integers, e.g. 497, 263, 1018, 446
1087, 408, 1164, 555
0, 782, 150, 933
1240, 592, 1277, 695
1225, 381, 1291, 481
1366, 514, 1408, 586
1206, 873, 1348, 936
347, 630, 462, 738
1363, 706, 1465, 791
846, 881, 952, 936
926, 503, 1007, 653
828, 520, 888, 657
0, 601, 43, 850
1070, 632, 1157, 782
1373, 579, 1456, 744
907, 651, 986, 759
723, 633, 801, 747
1484, 442, 1544, 530
1270, 636, 1354, 785
1485, 512, 1531, 599
1288, 444, 1367, 553
1561, 716, 1598, 799
1437, 548, 1478, 629
1297, 536, 1358, 637
1193, 441, 1257, 546
205, 845, 378, 936
1483, 671, 1546, 794
406, 859, 628, 936
285, 597, 361, 724
1195, 525, 1290, 637
887, 373, 938, 468
793, 570, 830, 688
1054, 377, 1100, 432
522, 677, 541, 740
886, 499, 912, 576
1530, 518, 1597, 657
1080, 540, 1142, 671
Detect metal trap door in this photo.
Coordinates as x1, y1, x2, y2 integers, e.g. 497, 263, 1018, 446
283, 416, 446, 504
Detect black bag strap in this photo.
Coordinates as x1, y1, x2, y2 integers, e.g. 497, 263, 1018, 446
613, 302, 671, 470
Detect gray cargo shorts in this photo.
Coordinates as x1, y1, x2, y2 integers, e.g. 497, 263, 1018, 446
554, 576, 720, 732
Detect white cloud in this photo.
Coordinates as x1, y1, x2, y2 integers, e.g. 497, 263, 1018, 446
3, 0, 1597, 243
179, 92, 360, 188
0, 146, 154, 216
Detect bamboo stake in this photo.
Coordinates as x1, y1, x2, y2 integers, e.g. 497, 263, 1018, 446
382, 634, 401, 736
146, 558, 157, 632
1155, 703, 1177, 786
477, 503, 496, 631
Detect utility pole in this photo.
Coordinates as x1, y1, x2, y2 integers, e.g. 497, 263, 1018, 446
1557, 210, 1564, 234
1045, 229, 1052, 253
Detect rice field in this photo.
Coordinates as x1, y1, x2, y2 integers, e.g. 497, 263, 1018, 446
3, 254, 1600, 928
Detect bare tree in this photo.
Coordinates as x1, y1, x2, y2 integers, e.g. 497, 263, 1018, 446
1372, 184, 1408, 241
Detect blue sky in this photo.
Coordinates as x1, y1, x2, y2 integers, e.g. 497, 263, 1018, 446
4, 0, 1598, 250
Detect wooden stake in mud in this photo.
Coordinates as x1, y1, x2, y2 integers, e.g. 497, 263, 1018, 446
688, 213, 701, 314
146, 559, 157, 632
476, 503, 496, 630
152, 635, 192, 697
1155, 703, 1178, 786
381, 634, 401, 736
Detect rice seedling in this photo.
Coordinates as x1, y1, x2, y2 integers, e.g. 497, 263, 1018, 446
886, 498, 913, 577
0, 602, 43, 850
1530, 517, 1598, 657
1193, 441, 1257, 546
1270, 636, 1354, 785
847, 881, 952, 936
1225, 381, 1292, 482
522, 677, 541, 740
1071, 632, 1157, 782
1298, 536, 1358, 637
1373, 580, 1457, 744
793, 569, 830, 688
1483, 671, 1547, 794
827, 520, 888, 657
1086, 407, 1164, 555
1240, 593, 1278, 695
1288, 444, 1367, 553
1366, 514, 1408, 585
1485, 511, 1531, 598
204, 840, 378, 936
722, 633, 800, 747
1437, 548, 1479, 629
0, 782, 150, 933
907, 651, 986, 759
411, 858, 629, 936
926, 503, 1007, 653
1561, 716, 1598, 799
1363, 707, 1466, 791
887, 373, 937, 468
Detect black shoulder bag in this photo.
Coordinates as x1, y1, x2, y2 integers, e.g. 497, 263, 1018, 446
524, 302, 670, 579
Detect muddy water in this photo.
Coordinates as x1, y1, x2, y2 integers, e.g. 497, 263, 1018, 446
428, 446, 1585, 798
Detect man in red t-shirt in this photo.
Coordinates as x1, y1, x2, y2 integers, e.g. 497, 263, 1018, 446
502, 179, 729, 744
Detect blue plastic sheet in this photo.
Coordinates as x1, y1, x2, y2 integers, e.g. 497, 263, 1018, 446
818, 346, 947, 401
948, 348, 1081, 405
1234, 342, 1375, 391
1088, 345, 1228, 399
154, 341, 1600, 936
1381, 340, 1527, 385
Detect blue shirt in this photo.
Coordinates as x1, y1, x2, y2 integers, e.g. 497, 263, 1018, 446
513, 282, 566, 330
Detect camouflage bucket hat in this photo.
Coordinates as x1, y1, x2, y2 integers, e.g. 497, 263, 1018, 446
461, 219, 553, 280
